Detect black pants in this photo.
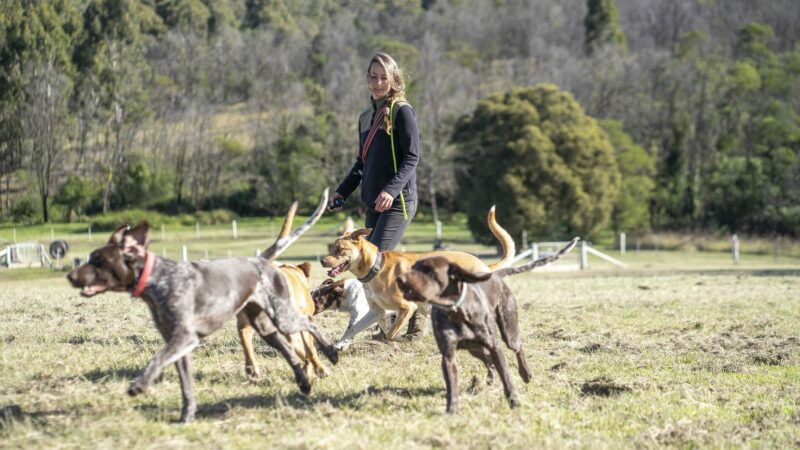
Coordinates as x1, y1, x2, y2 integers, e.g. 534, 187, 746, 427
365, 200, 416, 251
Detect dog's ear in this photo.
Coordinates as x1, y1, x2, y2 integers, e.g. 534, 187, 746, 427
297, 261, 312, 279
448, 263, 492, 284
333, 279, 346, 295
122, 221, 150, 258
348, 228, 372, 241
108, 224, 128, 245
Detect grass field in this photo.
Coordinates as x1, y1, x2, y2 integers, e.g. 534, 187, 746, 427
1, 220, 799, 448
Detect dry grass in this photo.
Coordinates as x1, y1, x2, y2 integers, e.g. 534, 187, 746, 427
1, 244, 799, 448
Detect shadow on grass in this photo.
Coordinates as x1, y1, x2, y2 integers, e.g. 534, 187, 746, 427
132, 385, 442, 422
83, 367, 141, 382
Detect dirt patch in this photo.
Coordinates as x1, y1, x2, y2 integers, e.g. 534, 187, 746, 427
550, 362, 568, 371
4, 335, 15, 343
580, 377, 631, 397
579, 343, 611, 354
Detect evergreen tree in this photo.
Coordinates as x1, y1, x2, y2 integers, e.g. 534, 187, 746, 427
584, 0, 627, 56
453, 84, 621, 243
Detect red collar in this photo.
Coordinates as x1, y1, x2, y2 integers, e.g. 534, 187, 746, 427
131, 251, 155, 297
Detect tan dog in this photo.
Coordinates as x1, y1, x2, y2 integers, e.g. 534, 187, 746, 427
320, 207, 515, 342
237, 261, 330, 382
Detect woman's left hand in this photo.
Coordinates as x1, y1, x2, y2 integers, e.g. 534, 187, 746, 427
374, 191, 394, 212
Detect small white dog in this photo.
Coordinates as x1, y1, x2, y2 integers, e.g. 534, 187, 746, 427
311, 278, 396, 350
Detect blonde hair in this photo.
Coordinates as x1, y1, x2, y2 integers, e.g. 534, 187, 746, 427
367, 52, 406, 103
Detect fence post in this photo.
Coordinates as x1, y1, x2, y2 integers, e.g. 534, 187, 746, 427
619, 232, 626, 255
204, 249, 209, 260
182, 245, 188, 262
88, 226, 92, 242
232, 220, 238, 240
531, 243, 539, 262
732, 234, 739, 263
255, 248, 260, 257
522, 230, 528, 250
580, 241, 588, 270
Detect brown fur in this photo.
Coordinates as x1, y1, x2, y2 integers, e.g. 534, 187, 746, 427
237, 261, 330, 382
320, 207, 515, 342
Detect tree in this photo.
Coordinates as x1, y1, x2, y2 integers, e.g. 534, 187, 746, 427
453, 84, 621, 244
601, 120, 655, 236
584, 0, 627, 56
18, 1, 82, 222
55, 175, 99, 221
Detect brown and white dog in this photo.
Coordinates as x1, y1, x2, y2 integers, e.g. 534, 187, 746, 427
395, 238, 578, 413
237, 262, 330, 383
320, 207, 515, 342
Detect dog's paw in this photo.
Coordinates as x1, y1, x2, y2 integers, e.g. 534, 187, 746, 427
333, 340, 352, 352
127, 380, 146, 397
245, 365, 260, 384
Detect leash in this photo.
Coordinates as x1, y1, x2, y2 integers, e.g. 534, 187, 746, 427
358, 251, 383, 283
131, 251, 155, 297
431, 282, 469, 312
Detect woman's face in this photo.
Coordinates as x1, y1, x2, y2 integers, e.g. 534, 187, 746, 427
367, 63, 390, 100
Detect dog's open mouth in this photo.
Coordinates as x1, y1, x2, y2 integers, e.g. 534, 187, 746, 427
327, 260, 350, 278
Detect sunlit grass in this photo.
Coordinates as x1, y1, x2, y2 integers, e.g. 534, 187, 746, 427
1, 228, 799, 448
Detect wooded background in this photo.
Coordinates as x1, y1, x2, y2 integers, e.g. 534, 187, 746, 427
1, 0, 798, 241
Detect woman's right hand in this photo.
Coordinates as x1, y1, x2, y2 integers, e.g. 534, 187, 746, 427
327, 192, 345, 211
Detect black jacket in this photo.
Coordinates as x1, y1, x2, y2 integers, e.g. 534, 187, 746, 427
336, 98, 419, 210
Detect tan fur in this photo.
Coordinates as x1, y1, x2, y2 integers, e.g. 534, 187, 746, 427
321, 207, 515, 342
237, 261, 329, 382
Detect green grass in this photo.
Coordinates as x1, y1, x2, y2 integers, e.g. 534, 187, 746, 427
1, 221, 799, 448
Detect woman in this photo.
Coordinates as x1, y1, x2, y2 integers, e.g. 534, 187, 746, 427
328, 52, 419, 252
328, 52, 424, 340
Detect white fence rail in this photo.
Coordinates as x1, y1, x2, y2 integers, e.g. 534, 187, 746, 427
513, 239, 627, 270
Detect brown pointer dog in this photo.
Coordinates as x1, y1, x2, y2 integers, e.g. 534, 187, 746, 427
66, 190, 337, 423
320, 207, 515, 342
238, 261, 330, 382
396, 238, 578, 413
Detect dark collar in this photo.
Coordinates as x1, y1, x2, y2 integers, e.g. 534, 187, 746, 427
358, 251, 383, 283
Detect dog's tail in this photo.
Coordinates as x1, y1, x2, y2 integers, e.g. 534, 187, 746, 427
261, 188, 329, 262
487, 206, 517, 271
494, 237, 579, 278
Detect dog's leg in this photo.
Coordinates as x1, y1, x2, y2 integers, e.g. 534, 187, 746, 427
262, 331, 312, 394
488, 341, 520, 408
302, 331, 330, 378
385, 303, 416, 342
441, 343, 459, 414
341, 304, 383, 343
494, 292, 531, 383
175, 355, 196, 423
247, 308, 312, 394
467, 348, 495, 385
237, 313, 260, 383
262, 293, 339, 365
288, 332, 314, 380
129, 331, 199, 397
